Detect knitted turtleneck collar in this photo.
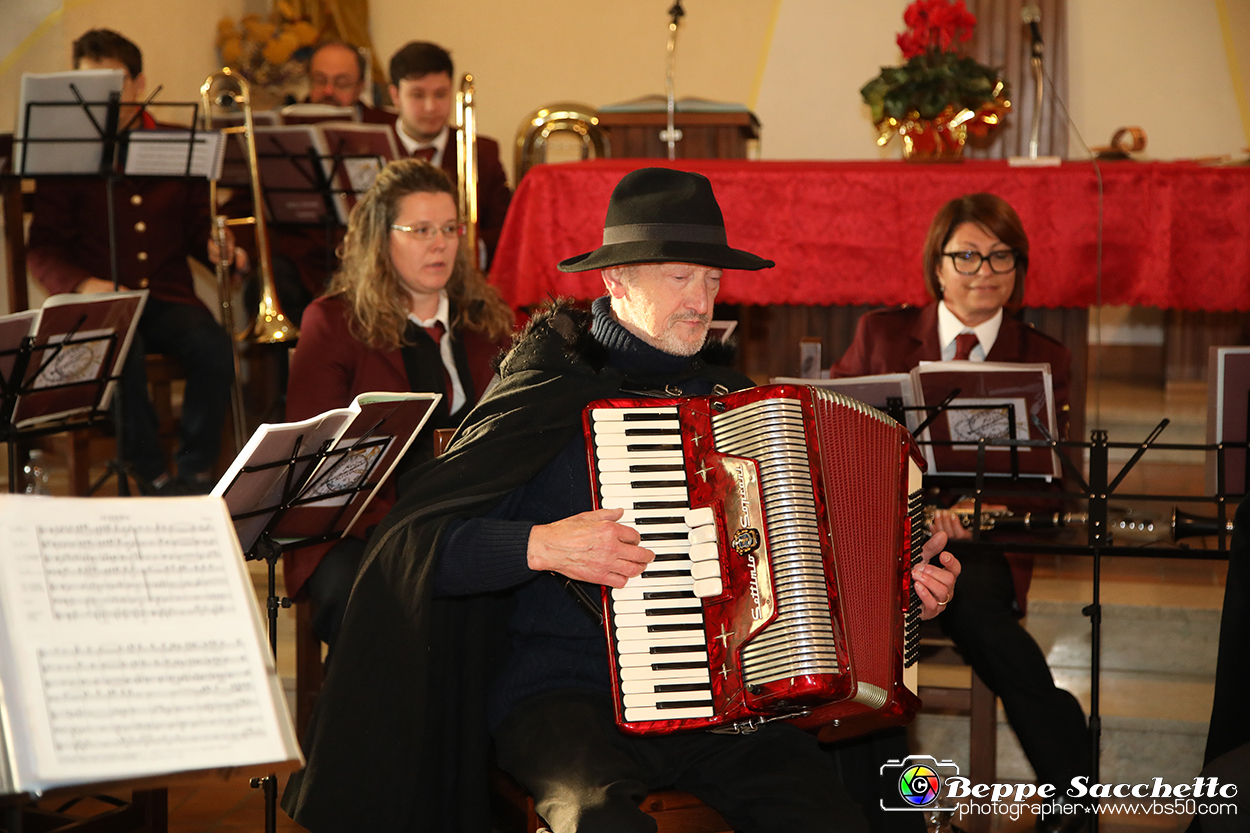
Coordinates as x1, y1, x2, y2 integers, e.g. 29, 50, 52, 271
589, 295, 694, 376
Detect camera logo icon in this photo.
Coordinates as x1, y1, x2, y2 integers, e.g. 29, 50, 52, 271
880, 755, 960, 811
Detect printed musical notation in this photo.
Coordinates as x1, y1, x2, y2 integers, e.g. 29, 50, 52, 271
39, 639, 266, 765
0, 496, 302, 791
32, 519, 235, 621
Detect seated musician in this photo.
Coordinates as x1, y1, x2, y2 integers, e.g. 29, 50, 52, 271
266, 39, 391, 325
283, 158, 512, 650
375, 41, 511, 268
282, 167, 962, 832
26, 28, 240, 495
831, 193, 1090, 833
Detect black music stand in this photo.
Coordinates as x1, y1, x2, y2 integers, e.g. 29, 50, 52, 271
15, 77, 209, 496
212, 392, 439, 832
0, 292, 145, 494
927, 421, 1246, 833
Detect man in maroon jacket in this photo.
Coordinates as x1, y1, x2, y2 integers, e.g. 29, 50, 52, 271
375, 41, 512, 269
26, 29, 240, 494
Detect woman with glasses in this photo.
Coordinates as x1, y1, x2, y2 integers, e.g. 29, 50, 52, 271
284, 158, 514, 651
831, 193, 1090, 833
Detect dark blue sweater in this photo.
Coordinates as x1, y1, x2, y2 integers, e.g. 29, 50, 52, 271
436, 296, 742, 729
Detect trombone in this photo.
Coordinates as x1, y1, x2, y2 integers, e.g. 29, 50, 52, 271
455, 73, 479, 268
201, 68, 298, 450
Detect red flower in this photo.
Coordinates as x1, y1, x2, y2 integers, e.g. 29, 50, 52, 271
898, 0, 977, 58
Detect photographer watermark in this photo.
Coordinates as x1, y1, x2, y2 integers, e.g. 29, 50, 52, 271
880, 755, 1239, 822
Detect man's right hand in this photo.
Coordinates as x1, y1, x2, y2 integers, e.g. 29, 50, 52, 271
75, 277, 116, 294
527, 507, 654, 588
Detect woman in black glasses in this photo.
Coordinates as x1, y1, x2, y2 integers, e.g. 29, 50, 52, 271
284, 158, 514, 652
830, 193, 1090, 833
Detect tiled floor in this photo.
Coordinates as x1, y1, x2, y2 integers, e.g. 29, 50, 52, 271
1, 374, 1232, 832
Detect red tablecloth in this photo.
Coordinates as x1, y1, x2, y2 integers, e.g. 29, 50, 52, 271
489, 159, 1250, 311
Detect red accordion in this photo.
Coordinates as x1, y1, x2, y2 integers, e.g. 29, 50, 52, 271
584, 383, 925, 738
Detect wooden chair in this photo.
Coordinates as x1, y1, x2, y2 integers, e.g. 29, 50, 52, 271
491, 769, 734, 833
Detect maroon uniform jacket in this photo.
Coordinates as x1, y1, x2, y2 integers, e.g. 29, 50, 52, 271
832, 301, 1072, 608
27, 168, 211, 307
282, 293, 509, 597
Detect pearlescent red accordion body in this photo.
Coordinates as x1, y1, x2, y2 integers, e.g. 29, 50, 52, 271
584, 384, 925, 738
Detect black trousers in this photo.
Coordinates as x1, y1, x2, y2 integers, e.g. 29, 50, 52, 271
495, 689, 869, 833
938, 549, 1090, 791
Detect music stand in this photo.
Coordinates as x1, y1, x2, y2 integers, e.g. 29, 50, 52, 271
211, 391, 439, 832
0, 292, 145, 494
15, 73, 211, 496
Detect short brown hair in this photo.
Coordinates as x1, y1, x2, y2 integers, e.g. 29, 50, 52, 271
389, 41, 453, 86
72, 29, 142, 78
328, 159, 513, 349
922, 193, 1029, 308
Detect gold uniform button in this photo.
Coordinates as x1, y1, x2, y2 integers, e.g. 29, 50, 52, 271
137, 251, 148, 261
139, 278, 150, 288
134, 221, 147, 233
130, 194, 143, 206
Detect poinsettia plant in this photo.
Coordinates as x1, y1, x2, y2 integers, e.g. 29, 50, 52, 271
861, 0, 1008, 125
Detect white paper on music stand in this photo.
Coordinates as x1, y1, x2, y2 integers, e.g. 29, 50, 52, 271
770, 373, 920, 434
0, 495, 302, 797
123, 129, 225, 179
15, 69, 124, 175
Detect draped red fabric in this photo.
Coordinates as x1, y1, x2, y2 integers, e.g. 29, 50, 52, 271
490, 159, 1250, 312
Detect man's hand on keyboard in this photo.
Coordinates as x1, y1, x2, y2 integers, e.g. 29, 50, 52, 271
527, 507, 656, 588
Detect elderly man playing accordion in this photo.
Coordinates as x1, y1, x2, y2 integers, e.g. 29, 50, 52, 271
283, 168, 960, 833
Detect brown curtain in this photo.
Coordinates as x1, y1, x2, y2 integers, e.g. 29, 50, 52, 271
965, 0, 1068, 159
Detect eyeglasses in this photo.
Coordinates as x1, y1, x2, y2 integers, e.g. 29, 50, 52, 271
310, 74, 360, 92
391, 223, 466, 241
943, 249, 1018, 275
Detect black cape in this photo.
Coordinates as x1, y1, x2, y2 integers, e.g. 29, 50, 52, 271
282, 303, 749, 832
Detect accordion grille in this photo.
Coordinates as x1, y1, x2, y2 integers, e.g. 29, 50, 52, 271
711, 397, 838, 685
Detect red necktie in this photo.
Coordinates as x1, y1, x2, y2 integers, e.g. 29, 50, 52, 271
413, 146, 436, 162
953, 332, 980, 361
423, 321, 454, 399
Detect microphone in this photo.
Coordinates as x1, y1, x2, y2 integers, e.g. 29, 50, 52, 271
1022, 5, 1043, 57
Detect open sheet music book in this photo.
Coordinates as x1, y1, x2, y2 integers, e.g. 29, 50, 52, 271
0, 495, 302, 798
123, 129, 226, 180
770, 374, 920, 434
213, 391, 440, 554
0, 291, 146, 430
911, 361, 1059, 479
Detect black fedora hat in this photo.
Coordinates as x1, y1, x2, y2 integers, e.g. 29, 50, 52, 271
557, 167, 775, 273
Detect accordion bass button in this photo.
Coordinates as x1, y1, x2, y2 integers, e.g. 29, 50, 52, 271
685, 506, 716, 528
693, 576, 723, 598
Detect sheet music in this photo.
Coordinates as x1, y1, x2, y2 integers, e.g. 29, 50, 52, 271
0, 496, 299, 793
15, 69, 124, 175
123, 129, 225, 179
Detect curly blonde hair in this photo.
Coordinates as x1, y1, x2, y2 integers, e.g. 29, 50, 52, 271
326, 158, 514, 350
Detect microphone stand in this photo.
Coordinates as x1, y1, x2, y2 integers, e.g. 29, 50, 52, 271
662, 1, 685, 160
1009, 8, 1061, 167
